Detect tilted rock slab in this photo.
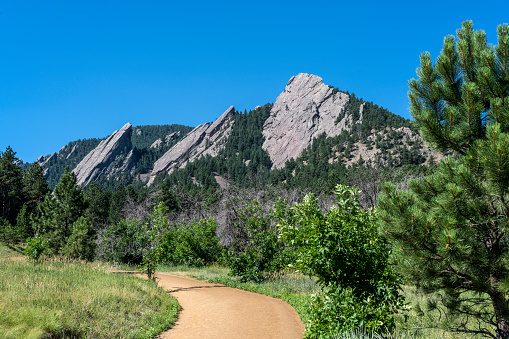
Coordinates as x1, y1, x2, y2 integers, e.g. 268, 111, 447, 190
73, 122, 134, 186
262, 73, 356, 169
149, 106, 235, 185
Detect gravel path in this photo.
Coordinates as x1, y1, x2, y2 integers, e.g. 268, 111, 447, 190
154, 272, 305, 339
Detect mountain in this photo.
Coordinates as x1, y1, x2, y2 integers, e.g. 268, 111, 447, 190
37, 124, 193, 190
73, 123, 134, 187
35, 73, 437, 191
149, 106, 235, 185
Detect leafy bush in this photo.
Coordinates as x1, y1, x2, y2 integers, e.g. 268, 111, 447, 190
141, 202, 167, 279
225, 200, 294, 282
100, 217, 148, 265
279, 185, 404, 337
159, 217, 221, 267
24, 235, 47, 262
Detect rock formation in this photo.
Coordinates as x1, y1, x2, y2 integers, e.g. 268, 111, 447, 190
149, 106, 235, 185
73, 122, 134, 186
262, 73, 355, 169
150, 131, 181, 149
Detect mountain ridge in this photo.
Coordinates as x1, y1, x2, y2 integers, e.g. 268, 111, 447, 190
34, 73, 435, 190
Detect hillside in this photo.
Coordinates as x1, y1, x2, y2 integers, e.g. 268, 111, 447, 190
37, 124, 193, 190
33, 73, 436, 192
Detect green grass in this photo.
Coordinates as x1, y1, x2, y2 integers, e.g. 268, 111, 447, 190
0, 245, 180, 339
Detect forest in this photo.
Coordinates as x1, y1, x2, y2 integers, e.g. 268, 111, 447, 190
2, 20, 509, 339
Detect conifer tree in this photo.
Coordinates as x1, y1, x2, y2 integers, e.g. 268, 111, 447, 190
0, 146, 24, 226
84, 182, 110, 229
22, 162, 49, 214
37, 166, 86, 253
379, 21, 509, 338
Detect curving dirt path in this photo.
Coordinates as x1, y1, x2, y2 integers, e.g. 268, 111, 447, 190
154, 272, 305, 339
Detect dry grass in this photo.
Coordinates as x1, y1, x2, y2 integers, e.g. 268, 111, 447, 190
0, 248, 180, 339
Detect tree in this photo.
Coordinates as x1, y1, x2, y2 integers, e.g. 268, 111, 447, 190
61, 216, 96, 261
22, 162, 49, 214
280, 185, 403, 336
84, 182, 110, 229
37, 166, 86, 253
0, 146, 24, 227
378, 21, 509, 338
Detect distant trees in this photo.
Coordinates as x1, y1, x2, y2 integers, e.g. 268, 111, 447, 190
379, 21, 509, 338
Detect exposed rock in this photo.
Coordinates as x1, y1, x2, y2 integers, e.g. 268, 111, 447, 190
66, 143, 79, 159
149, 106, 235, 185
150, 131, 181, 149
262, 73, 354, 169
214, 172, 230, 189
37, 153, 55, 168
73, 123, 134, 186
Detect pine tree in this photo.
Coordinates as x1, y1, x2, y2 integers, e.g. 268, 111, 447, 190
0, 146, 24, 227
84, 182, 110, 229
37, 166, 86, 253
22, 162, 49, 214
61, 216, 96, 261
379, 21, 509, 338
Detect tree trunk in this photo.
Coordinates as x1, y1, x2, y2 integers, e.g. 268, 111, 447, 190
490, 280, 509, 339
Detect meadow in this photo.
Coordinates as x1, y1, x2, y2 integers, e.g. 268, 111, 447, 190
0, 245, 180, 339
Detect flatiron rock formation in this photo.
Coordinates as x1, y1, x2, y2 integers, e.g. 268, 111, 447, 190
149, 106, 235, 185
262, 73, 355, 169
73, 123, 134, 186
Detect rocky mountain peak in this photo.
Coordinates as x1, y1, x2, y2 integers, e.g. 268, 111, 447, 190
262, 73, 352, 168
73, 122, 134, 186
148, 106, 235, 185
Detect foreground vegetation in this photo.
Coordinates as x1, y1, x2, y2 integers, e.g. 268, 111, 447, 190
2, 19, 509, 339
0, 246, 180, 339
156, 264, 486, 338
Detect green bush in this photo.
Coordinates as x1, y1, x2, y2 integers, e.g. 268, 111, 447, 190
280, 185, 404, 337
225, 200, 294, 282
24, 235, 47, 262
141, 202, 167, 279
159, 217, 221, 267
100, 218, 148, 265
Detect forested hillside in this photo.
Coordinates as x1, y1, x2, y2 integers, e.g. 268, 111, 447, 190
37, 124, 193, 190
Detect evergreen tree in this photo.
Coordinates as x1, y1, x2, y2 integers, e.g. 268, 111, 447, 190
379, 21, 509, 338
61, 216, 96, 261
15, 203, 33, 241
0, 146, 24, 227
22, 162, 49, 214
84, 182, 110, 229
108, 184, 127, 224
37, 166, 86, 253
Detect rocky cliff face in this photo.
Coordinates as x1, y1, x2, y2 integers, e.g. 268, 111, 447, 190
149, 106, 235, 185
73, 123, 134, 186
262, 73, 354, 169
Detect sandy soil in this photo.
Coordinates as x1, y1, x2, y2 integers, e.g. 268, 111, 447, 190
154, 272, 305, 339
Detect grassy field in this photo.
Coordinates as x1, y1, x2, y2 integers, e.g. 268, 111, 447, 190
0, 245, 180, 339
157, 264, 489, 338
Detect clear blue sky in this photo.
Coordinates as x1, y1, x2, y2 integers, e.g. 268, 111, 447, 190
1, 1, 508, 163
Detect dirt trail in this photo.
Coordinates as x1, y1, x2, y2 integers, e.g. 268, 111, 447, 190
154, 272, 305, 339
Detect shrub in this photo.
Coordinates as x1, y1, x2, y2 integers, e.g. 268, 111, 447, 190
24, 235, 47, 262
225, 200, 294, 282
279, 185, 404, 337
100, 218, 148, 265
160, 217, 221, 267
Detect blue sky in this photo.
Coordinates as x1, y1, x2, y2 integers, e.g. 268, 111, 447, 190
1, 1, 508, 163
